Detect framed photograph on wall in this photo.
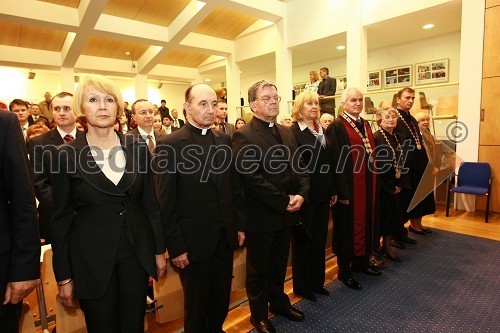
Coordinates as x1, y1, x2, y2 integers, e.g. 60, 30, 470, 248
415, 59, 449, 85
367, 70, 382, 91
335, 76, 347, 95
383, 65, 412, 89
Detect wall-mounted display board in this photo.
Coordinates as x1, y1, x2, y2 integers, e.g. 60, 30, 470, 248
367, 70, 382, 91
415, 59, 449, 85
384, 65, 412, 88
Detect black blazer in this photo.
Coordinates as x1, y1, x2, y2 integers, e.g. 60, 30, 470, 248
232, 118, 310, 233
154, 124, 238, 262
126, 127, 167, 146
0, 111, 40, 282
50, 133, 165, 300
173, 118, 185, 128
28, 128, 84, 242
290, 122, 334, 203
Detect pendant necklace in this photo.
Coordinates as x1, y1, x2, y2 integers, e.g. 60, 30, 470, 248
396, 110, 422, 150
341, 112, 374, 163
379, 129, 402, 179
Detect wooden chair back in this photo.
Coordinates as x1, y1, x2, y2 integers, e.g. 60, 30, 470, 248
19, 303, 37, 333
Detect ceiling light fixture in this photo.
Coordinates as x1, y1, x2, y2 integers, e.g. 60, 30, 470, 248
204, 78, 211, 82
125, 51, 130, 55
337, 45, 346, 50
423, 24, 435, 30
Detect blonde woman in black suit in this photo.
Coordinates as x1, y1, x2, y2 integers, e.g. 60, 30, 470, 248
290, 91, 336, 301
51, 75, 167, 332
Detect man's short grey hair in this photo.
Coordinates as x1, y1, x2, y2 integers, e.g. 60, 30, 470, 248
248, 80, 277, 103
341, 87, 363, 103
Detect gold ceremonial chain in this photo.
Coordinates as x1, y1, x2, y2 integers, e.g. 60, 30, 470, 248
341, 112, 374, 162
379, 129, 402, 179
395, 110, 422, 150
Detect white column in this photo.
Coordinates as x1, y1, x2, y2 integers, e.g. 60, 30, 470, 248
274, 18, 293, 116
455, 0, 486, 211
346, 0, 367, 93
60, 67, 75, 93
225, 53, 241, 122
134, 74, 148, 100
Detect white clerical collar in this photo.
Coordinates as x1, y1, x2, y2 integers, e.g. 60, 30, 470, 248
57, 126, 77, 140
188, 120, 211, 135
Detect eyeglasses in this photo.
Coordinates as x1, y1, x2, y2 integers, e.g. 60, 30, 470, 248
257, 96, 281, 104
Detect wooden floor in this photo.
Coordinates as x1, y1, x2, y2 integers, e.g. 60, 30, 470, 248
147, 205, 500, 333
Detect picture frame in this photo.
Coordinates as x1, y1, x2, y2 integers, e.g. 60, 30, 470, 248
335, 76, 347, 95
383, 65, 412, 89
367, 70, 382, 91
415, 59, 449, 85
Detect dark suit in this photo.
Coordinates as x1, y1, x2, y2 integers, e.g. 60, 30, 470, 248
219, 121, 235, 136
126, 127, 166, 148
50, 133, 165, 332
172, 118, 185, 128
232, 117, 309, 321
0, 111, 40, 331
290, 122, 333, 295
28, 128, 83, 243
155, 122, 238, 333
29, 115, 50, 127
318, 76, 337, 115
159, 106, 170, 120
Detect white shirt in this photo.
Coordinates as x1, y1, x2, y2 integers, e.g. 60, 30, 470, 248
56, 126, 77, 141
137, 127, 156, 146
90, 140, 126, 186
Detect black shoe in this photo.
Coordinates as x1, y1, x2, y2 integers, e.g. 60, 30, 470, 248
391, 240, 407, 249
409, 226, 426, 235
401, 236, 417, 244
421, 227, 432, 233
338, 274, 362, 290
382, 249, 402, 262
270, 306, 305, 322
363, 266, 383, 276
250, 317, 276, 333
313, 287, 330, 296
294, 290, 317, 302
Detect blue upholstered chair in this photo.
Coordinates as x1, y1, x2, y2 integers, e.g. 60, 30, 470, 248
446, 162, 492, 222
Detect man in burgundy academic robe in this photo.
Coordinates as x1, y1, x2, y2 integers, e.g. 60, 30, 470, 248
325, 87, 382, 290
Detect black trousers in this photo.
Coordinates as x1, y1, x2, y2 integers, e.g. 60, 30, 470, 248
292, 202, 330, 294
178, 229, 233, 333
245, 226, 292, 321
337, 256, 369, 278
79, 230, 150, 333
0, 250, 22, 333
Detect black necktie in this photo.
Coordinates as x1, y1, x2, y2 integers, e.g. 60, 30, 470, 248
356, 119, 365, 136
219, 122, 226, 133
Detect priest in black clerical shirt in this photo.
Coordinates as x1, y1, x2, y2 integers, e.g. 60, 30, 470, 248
154, 84, 243, 333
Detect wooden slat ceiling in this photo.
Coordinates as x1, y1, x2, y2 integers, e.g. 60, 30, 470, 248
160, 49, 210, 68
81, 36, 150, 60
103, 0, 191, 27
194, 8, 259, 40
0, 22, 67, 51
38, 0, 80, 8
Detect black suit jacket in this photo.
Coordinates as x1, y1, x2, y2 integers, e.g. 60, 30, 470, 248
50, 133, 165, 299
172, 118, 185, 128
232, 117, 310, 233
155, 123, 238, 262
126, 127, 167, 146
290, 122, 334, 203
318, 76, 337, 111
0, 111, 40, 283
28, 128, 83, 242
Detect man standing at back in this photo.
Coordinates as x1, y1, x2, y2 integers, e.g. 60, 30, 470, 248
171, 109, 185, 128
215, 100, 235, 136
232, 80, 309, 333
38, 92, 53, 121
156, 84, 243, 333
158, 99, 170, 120
28, 92, 82, 243
127, 99, 166, 154
0, 109, 40, 332
317, 67, 337, 115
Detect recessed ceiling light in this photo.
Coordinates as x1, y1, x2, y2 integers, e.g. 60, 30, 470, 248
125, 51, 130, 55
337, 45, 346, 50
204, 78, 211, 82
423, 24, 435, 30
